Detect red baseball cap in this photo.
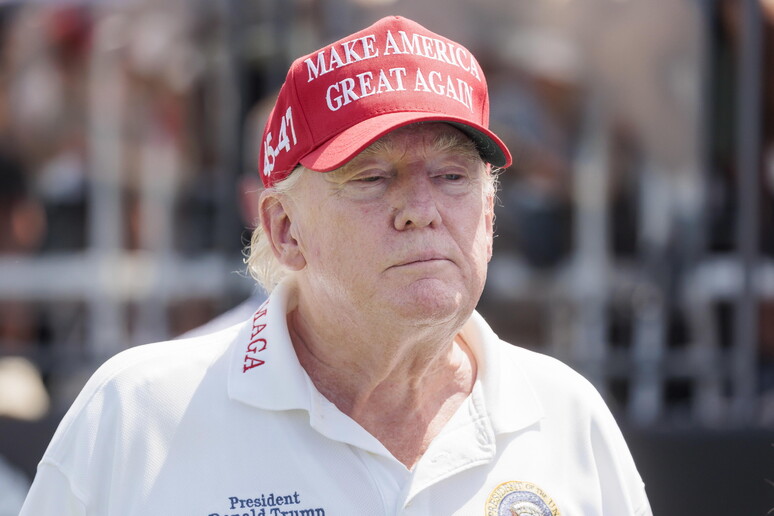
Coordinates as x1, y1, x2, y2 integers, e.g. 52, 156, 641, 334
259, 16, 512, 188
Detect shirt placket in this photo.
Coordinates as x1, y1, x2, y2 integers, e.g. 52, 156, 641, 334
398, 389, 496, 514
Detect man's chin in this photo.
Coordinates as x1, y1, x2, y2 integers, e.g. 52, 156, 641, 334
389, 282, 473, 322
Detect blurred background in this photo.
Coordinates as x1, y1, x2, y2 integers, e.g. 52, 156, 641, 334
0, 0, 771, 514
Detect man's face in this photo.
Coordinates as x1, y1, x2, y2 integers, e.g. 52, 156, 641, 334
281, 123, 494, 325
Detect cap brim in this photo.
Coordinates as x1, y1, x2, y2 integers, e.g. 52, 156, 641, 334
299, 112, 512, 172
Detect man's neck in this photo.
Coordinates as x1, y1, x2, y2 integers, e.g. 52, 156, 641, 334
286, 307, 477, 469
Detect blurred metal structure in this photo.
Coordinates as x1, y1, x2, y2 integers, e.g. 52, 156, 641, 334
731, 0, 763, 422
0, 2, 250, 410
485, 0, 771, 429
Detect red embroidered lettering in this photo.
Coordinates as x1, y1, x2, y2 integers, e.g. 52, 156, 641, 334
243, 303, 270, 372
251, 324, 266, 339
243, 356, 265, 372
247, 338, 268, 354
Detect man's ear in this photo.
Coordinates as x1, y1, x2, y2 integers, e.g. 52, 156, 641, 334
259, 190, 306, 271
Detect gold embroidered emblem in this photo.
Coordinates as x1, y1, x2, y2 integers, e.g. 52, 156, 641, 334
484, 480, 561, 516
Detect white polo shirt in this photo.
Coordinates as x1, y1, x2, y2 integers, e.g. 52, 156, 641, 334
20, 282, 651, 515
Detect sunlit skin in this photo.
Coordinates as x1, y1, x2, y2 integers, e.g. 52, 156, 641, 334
259, 123, 495, 468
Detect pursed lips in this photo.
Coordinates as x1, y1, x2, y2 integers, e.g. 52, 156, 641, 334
391, 252, 452, 268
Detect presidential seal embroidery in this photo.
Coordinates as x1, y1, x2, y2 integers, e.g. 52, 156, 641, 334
484, 481, 560, 516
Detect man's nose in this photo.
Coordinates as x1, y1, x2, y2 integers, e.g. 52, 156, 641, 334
392, 175, 442, 230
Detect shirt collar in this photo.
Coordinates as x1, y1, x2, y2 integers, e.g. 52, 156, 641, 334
458, 310, 545, 435
227, 281, 312, 411
227, 281, 544, 437
226, 281, 390, 455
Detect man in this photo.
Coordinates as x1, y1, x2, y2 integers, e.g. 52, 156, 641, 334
21, 16, 652, 515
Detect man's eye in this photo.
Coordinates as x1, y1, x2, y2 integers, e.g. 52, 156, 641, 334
358, 176, 383, 183
435, 172, 468, 182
